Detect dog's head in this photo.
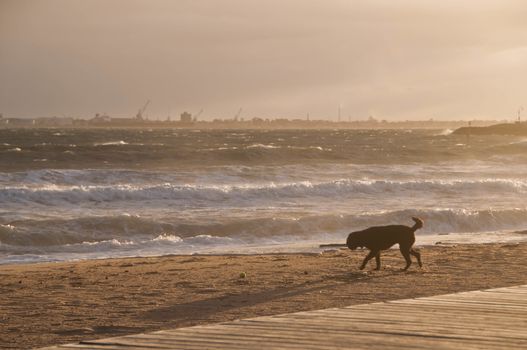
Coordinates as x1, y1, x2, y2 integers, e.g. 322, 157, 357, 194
346, 232, 362, 250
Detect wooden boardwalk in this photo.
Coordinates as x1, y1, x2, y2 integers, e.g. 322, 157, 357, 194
41, 285, 527, 349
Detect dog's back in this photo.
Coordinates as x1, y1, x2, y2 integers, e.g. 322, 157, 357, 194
347, 217, 423, 251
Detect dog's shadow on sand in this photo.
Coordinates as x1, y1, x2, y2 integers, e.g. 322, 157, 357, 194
141, 271, 381, 323
328, 267, 425, 282
142, 281, 326, 323
327, 271, 369, 283
325, 271, 371, 283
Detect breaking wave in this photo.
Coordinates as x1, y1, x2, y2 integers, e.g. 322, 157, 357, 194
94, 140, 129, 146
2, 208, 527, 249
1, 179, 525, 205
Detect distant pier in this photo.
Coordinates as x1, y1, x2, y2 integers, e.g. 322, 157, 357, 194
453, 121, 527, 136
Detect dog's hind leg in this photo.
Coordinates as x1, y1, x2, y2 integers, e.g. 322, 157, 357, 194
399, 245, 412, 270
410, 248, 422, 267
360, 250, 378, 270
374, 252, 381, 270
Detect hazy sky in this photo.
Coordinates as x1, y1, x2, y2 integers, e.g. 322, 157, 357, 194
1, 0, 526, 120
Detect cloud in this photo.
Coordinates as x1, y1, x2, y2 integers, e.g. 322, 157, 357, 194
1, 0, 526, 119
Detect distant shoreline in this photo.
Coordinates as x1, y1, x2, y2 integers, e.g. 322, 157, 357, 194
0, 118, 500, 130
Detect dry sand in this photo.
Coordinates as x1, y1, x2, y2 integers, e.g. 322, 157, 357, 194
1, 242, 526, 349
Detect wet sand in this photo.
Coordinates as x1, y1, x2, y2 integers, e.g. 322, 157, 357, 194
1, 242, 526, 349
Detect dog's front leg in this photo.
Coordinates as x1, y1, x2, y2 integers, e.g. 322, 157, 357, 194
360, 250, 377, 270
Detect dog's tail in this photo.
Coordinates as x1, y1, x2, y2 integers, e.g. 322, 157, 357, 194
411, 217, 424, 232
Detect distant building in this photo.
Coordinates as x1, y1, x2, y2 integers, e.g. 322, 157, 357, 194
35, 116, 73, 126
3, 118, 34, 127
180, 112, 192, 123
91, 113, 112, 123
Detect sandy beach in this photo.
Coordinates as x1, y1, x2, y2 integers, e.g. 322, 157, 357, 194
0, 242, 526, 349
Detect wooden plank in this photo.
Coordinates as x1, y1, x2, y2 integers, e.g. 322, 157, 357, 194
147, 327, 491, 350
40, 284, 527, 350
285, 312, 525, 331
144, 325, 517, 350
229, 320, 526, 345
40, 345, 158, 350
232, 318, 525, 341
430, 293, 527, 303
386, 299, 527, 311
342, 302, 527, 317
81, 338, 252, 350
250, 313, 526, 336
95, 332, 319, 349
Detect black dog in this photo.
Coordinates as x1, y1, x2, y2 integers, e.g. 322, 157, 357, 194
346, 217, 423, 270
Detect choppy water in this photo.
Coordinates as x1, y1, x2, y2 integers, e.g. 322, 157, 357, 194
1, 128, 526, 264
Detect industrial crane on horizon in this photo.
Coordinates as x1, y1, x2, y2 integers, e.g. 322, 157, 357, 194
234, 107, 243, 121
136, 100, 151, 120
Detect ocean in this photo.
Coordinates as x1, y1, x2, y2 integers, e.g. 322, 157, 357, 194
1, 128, 526, 264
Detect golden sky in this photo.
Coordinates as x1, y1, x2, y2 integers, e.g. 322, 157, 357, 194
1, 0, 526, 120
